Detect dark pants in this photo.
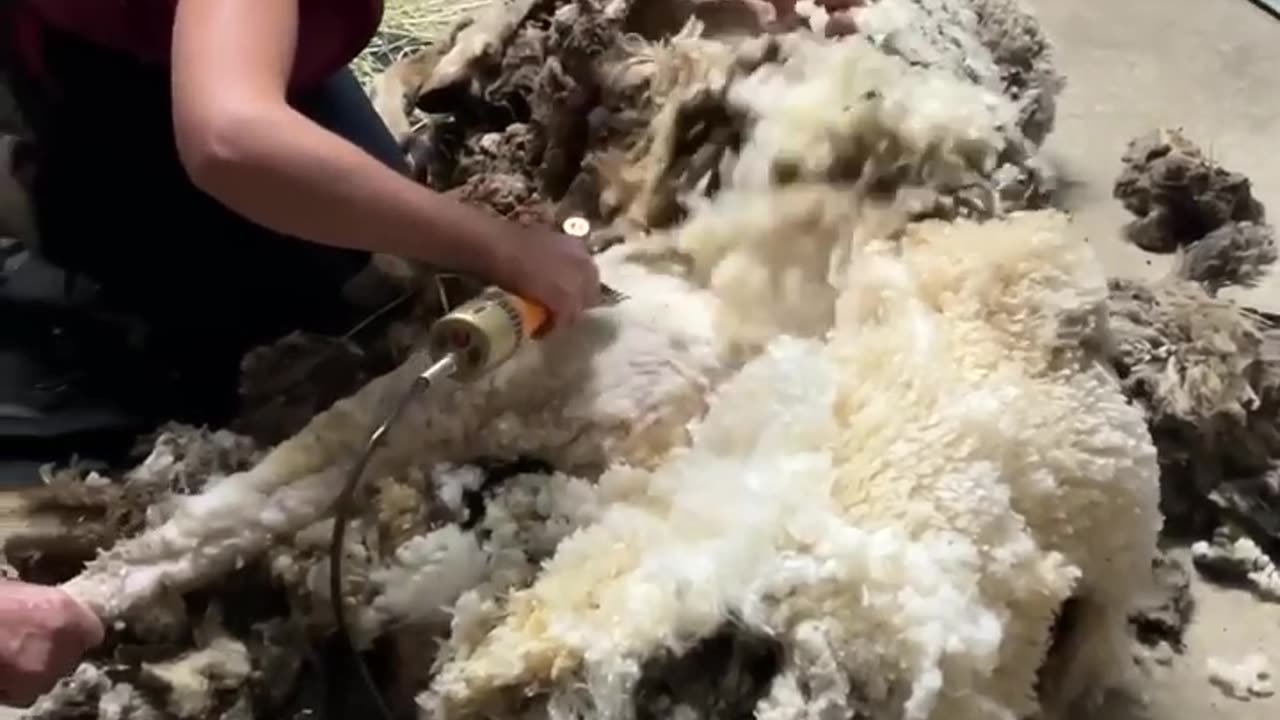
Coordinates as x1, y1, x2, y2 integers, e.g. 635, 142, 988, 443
6, 26, 407, 428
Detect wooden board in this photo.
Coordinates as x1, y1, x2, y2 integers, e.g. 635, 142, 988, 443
0, 487, 39, 539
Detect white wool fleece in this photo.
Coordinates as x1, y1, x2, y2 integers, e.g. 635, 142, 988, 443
648, 32, 1019, 356
727, 34, 1013, 193
425, 211, 1163, 720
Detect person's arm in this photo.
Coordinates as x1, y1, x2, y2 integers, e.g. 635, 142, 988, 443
170, 0, 599, 322
170, 0, 600, 327
170, 0, 516, 279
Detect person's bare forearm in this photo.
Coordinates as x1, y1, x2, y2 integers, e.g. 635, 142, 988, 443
184, 104, 510, 277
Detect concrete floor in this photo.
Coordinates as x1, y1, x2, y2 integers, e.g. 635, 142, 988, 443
1028, 0, 1280, 308
1024, 1, 1280, 719
3, 1, 1279, 718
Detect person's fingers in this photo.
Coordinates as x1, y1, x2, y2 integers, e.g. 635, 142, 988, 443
536, 286, 578, 338
581, 264, 603, 308
825, 13, 857, 36
563, 287, 584, 322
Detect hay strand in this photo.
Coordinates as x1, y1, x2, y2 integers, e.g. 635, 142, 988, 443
353, 0, 493, 85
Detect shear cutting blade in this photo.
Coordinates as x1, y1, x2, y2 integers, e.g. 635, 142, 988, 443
600, 283, 628, 305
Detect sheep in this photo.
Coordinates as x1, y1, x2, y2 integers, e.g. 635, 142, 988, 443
59, 10, 1049, 629
58, 201, 1163, 720
419, 208, 1162, 720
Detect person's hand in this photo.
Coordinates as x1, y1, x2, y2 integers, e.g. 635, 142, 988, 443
490, 225, 602, 335
0, 580, 104, 707
765, 0, 863, 36
768, 0, 864, 12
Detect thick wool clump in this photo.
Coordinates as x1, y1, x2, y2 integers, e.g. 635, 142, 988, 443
422, 210, 1162, 720
855, 0, 1059, 202
968, 0, 1061, 142
1106, 129, 1280, 547
404, 0, 643, 212
4, 425, 261, 586
603, 16, 1053, 233
269, 465, 603, 648
1105, 275, 1280, 539
727, 33, 1011, 192
1206, 652, 1276, 701
657, 185, 877, 352
1108, 279, 1267, 434
1176, 221, 1278, 294
594, 21, 770, 230
855, 0, 1060, 142
1192, 529, 1280, 603
23, 664, 153, 720
1113, 128, 1268, 253
623, 27, 1045, 352
390, 0, 1060, 233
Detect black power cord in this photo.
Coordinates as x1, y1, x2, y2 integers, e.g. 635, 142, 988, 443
1247, 0, 1280, 20
327, 373, 433, 720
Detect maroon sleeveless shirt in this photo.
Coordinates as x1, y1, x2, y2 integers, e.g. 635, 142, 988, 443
10, 0, 384, 91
